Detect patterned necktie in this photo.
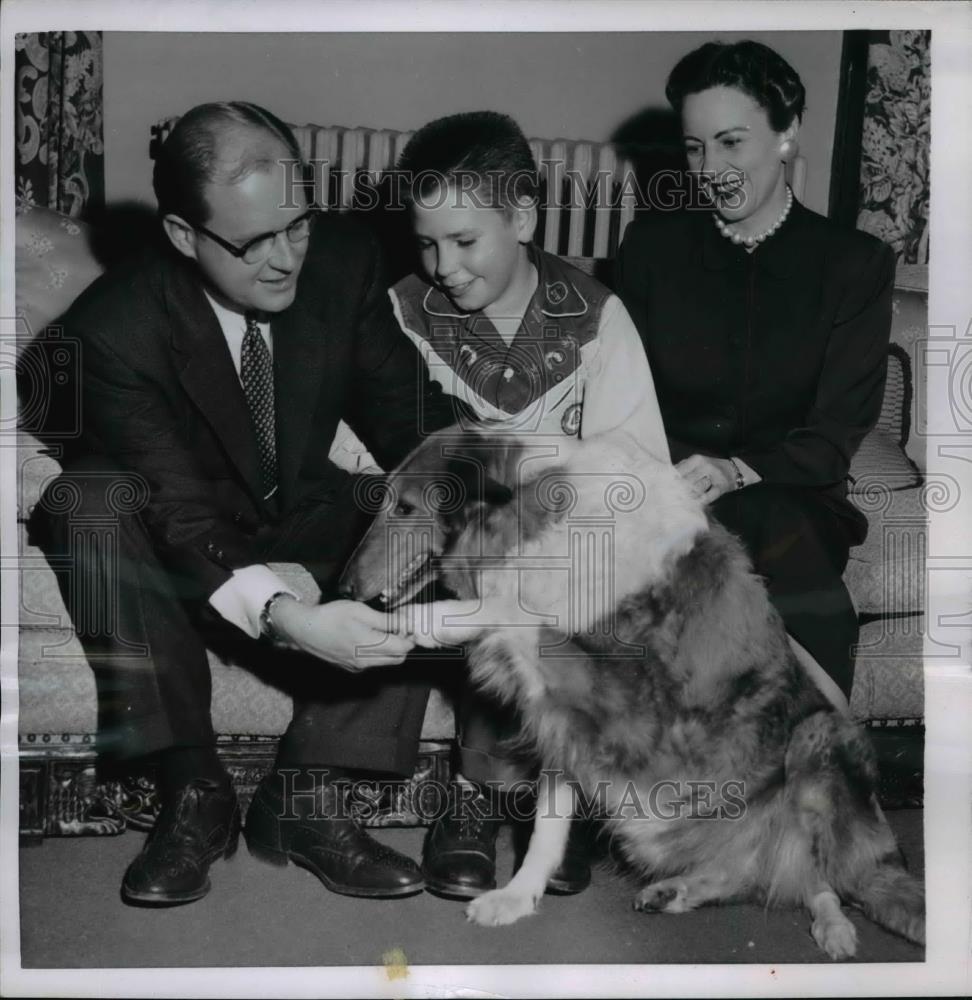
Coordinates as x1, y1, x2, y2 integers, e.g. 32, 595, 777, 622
241, 314, 278, 499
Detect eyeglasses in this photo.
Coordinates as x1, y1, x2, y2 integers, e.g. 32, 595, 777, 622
194, 209, 317, 265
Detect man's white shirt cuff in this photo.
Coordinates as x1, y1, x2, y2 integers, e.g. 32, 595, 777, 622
209, 564, 298, 638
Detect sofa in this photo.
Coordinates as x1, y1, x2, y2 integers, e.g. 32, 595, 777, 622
14, 198, 928, 840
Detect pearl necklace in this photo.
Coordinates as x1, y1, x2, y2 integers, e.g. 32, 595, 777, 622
713, 185, 794, 247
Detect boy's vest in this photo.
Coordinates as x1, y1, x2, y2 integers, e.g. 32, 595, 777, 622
391, 248, 612, 436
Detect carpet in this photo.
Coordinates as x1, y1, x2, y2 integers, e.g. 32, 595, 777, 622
18, 810, 924, 968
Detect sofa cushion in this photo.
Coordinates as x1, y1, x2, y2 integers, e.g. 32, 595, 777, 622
17, 627, 457, 739
845, 485, 926, 615
849, 615, 924, 721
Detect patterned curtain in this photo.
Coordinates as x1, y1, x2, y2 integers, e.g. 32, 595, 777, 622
856, 30, 930, 264
15, 31, 105, 220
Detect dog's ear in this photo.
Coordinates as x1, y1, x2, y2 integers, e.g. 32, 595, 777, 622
479, 475, 514, 505
487, 478, 514, 504
447, 455, 514, 507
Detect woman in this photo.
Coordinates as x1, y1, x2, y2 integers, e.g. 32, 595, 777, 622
617, 40, 895, 697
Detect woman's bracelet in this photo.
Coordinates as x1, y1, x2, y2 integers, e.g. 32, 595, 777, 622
728, 457, 746, 491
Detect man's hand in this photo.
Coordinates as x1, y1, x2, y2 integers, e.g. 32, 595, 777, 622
676, 454, 737, 505
270, 597, 415, 670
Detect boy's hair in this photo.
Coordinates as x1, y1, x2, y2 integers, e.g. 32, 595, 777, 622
397, 111, 539, 210
154, 101, 303, 226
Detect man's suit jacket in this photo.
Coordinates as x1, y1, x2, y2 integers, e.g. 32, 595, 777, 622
62, 215, 453, 597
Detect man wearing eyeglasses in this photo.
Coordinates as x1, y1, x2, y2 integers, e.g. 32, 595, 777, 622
31, 102, 455, 908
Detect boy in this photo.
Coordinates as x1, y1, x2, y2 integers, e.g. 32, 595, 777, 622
390, 111, 670, 900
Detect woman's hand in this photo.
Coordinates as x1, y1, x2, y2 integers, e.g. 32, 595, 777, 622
676, 454, 738, 505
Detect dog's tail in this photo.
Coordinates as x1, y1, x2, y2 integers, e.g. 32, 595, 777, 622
782, 711, 925, 947
843, 857, 925, 945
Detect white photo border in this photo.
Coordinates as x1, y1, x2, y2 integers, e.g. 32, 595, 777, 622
1, 1, 969, 997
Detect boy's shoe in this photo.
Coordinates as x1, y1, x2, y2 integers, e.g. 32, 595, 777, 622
423, 784, 503, 899
121, 777, 240, 906
546, 819, 593, 895
244, 771, 424, 898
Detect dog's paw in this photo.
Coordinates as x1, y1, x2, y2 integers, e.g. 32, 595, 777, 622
633, 879, 690, 914
465, 888, 539, 927
812, 912, 858, 960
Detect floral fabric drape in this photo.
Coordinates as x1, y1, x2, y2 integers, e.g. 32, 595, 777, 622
856, 30, 930, 265
16, 31, 105, 220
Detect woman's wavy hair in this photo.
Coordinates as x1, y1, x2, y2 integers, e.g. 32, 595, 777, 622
665, 40, 806, 132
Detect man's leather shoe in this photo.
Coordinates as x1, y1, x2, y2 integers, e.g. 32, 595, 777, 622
546, 819, 593, 895
244, 772, 424, 898
121, 777, 240, 906
423, 785, 503, 899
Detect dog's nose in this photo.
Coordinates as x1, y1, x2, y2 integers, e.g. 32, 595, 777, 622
337, 578, 355, 600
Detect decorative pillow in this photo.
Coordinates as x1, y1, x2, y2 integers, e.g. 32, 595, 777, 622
15, 204, 104, 340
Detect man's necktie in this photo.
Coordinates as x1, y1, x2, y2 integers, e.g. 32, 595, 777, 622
241, 314, 278, 499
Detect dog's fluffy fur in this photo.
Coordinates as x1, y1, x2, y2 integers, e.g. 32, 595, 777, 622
340, 428, 924, 959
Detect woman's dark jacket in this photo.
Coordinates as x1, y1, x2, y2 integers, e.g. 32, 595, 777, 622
616, 199, 896, 541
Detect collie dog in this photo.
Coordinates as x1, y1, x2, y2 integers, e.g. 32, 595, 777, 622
339, 428, 924, 959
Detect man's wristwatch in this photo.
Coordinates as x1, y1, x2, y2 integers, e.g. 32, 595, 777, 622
259, 591, 298, 641
728, 457, 746, 491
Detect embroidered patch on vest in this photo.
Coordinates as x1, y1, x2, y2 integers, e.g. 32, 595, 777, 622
544, 347, 568, 371
546, 280, 569, 305
561, 403, 583, 436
